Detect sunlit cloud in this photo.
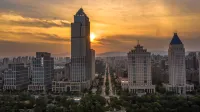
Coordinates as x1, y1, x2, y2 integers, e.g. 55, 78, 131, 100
0, 13, 71, 28
0, 0, 200, 56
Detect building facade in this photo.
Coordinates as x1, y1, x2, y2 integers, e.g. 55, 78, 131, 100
164, 33, 194, 94
127, 43, 155, 94
3, 63, 29, 91
91, 49, 95, 81
198, 52, 200, 85
28, 52, 54, 91
52, 81, 81, 92
70, 8, 94, 91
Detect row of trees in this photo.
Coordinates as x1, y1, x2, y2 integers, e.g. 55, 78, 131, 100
109, 67, 122, 96
96, 75, 103, 95
105, 69, 110, 95
106, 93, 200, 112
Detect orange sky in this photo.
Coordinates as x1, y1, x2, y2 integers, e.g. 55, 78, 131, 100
0, 0, 200, 56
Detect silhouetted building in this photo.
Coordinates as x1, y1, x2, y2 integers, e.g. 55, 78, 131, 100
186, 52, 198, 70
3, 63, 29, 91
70, 8, 94, 91
28, 52, 54, 91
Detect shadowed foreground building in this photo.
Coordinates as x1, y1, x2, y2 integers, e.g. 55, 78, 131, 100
163, 33, 194, 94
198, 53, 200, 85
28, 52, 54, 91
127, 43, 155, 94
3, 63, 29, 91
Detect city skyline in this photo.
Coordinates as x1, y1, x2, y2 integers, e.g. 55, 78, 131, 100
0, 0, 200, 56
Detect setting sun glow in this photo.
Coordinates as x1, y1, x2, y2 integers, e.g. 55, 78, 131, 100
90, 33, 96, 42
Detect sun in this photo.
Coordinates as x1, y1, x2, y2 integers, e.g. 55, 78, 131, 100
90, 33, 96, 42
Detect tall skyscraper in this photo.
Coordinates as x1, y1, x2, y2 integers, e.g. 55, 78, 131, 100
127, 43, 155, 94
164, 33, 193, 94
71, 8, 95, 91
28, 52, 54, 91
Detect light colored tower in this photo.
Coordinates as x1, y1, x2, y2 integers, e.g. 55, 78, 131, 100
168, 33, 186, 87
127, 43, 155, 94
164, 33, 193, 94
71, 8, 92, 91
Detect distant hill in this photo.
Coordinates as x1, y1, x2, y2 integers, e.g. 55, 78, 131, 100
97, 52, 127, 57
96, 51, 199, 57
52, 52, 69, 57
97, 51, 169, 57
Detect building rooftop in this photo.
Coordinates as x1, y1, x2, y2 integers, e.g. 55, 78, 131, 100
76, 8, 87, 16
170, 33, 183, 45
128, 42, 148, 54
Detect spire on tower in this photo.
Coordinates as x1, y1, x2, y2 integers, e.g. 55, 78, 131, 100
170, 33, 183, 45
76, 7, 87, 16
137, 40, 140, 45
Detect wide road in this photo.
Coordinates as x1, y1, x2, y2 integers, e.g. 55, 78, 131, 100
108, 66, 114, 96
101, 63, 107, 97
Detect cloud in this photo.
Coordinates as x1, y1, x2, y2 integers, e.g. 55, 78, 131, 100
0, 39, 69, 57
0, 31, 70, 43
0, 13, 70, 28
94, 34, 200, 52
0, 0, 200, 55
37, 33, 70, 42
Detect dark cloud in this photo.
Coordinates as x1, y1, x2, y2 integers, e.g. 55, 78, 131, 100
0, 39, 69, 57
0, 31, 70, 43
95, 34, 200, 51
0, 13, 70, 28
38, 34, 70, 42
162, 0, 200, 15
8, 19, 70, 28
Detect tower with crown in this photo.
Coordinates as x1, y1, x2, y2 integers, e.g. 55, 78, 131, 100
127, 41, 155, 94
164, 33, 194, 94
70, 8, 95, 91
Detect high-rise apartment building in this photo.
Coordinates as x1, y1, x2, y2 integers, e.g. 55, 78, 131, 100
127, 43, 155, 94
28, 52, 54, 91
3, 63, 29, 90
164, 33, 194, 94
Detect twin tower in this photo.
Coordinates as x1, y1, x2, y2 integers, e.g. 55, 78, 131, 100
127, 33, 194, 95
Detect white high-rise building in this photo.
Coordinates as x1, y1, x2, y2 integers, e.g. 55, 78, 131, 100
127, 43, 155, 94
164, 33, 194, 94
70, 8, 95, 91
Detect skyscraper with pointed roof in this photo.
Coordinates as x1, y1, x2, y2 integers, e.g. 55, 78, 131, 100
164, 33, 194, 94
70, 8, 94, 91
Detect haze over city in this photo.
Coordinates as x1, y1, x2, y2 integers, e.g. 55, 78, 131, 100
0, 0, 200, 56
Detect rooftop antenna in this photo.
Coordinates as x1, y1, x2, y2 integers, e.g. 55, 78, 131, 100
137, 40, 140, 45
174, 30, 178, 35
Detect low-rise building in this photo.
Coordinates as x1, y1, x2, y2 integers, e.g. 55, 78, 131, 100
52, 81, 81, 92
